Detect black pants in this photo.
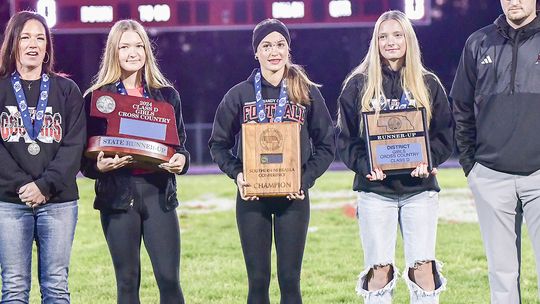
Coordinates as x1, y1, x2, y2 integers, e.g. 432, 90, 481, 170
236, 192, 310, 304
100, 178, 184, 304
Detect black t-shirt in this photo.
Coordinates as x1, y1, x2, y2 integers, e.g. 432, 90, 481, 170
20, 79, 40, 108
0, 75, 87, 203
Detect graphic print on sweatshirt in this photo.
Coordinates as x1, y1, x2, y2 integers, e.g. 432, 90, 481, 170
0, 106, 62, 143
243, 99, 306, 124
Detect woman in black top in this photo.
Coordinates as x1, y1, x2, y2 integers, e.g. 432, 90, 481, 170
0, 11, 86, 303
209, 19, 335, 304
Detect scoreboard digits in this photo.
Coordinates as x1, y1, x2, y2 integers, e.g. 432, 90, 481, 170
13, 0, 430, 33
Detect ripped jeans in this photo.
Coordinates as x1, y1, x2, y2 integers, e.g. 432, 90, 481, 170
355, 191, 447, 304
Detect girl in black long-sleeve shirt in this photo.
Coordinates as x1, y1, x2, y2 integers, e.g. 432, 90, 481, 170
82, 19, 189, 304
209, 19, 334, 304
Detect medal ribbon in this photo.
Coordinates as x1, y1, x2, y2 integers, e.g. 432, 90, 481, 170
253, 69, 288, 123
379, 89, 414, 110
115, 81, 150, 98
398, 90, 412, 109
11, 72, 50, 140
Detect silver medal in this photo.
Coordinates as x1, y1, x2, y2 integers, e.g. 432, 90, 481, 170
96, 95, 116, 114
28, 143, 40, 155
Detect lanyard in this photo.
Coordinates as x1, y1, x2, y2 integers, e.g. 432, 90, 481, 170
11, 72, 50, 140
115, 81, 149, 98
253, 69, 288, 123
398, 90, 412, 109
379, 90, 414, 110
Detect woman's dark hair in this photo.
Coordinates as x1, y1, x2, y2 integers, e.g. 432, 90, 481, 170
0, 11, 55, 78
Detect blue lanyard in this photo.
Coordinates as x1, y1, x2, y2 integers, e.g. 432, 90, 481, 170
11, 72, 50, 140
253, 69, 288, 123
379, 90, 413, 110
398, 90, 411, 109
115, 81, 149, 98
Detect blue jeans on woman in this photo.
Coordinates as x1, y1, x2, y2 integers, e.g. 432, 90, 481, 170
355, 191, 446, 304
0, 200, 78, 304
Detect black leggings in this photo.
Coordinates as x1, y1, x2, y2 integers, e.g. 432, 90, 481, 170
100, 178, 184, 304
236, 192, 310, 304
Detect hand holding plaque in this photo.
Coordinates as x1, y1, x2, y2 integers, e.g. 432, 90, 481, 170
236, 172, 259, 201
85, 91, 180, 169
410, 162, 435, 178
363, 108, 432, 175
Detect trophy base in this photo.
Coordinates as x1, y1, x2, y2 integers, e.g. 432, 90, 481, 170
85, 136, 176, 169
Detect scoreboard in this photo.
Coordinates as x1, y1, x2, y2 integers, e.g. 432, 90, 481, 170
10, 0, 431, 33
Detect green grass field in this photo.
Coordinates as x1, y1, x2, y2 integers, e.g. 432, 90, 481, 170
6, 169, 540, 303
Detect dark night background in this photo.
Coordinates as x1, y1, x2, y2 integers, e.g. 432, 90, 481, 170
0, 1, 500, 164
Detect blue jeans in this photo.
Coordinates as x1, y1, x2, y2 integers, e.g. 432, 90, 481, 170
0, 201, 78, 304
355, 191, 446, 304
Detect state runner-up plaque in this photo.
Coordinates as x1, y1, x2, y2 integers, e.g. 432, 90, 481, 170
85, 91, 180, 169
363, 108, 432, 175
242, 122, 301, 197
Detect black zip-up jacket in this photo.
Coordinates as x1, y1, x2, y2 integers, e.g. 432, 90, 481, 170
0, 75, 86, 203
81, 83, 190, 211
451, 15, 540, 176
208, 69, 335, 190
337, 67, 453, 195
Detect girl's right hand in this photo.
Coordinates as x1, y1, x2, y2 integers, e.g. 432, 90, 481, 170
236, 172, 259, 201
96, 151, 133, 173
366, 168, 386, 181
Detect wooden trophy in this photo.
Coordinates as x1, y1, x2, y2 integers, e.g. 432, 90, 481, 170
242, 122, 301, 197
85, 91, 180, 169
362, 108, 432, 174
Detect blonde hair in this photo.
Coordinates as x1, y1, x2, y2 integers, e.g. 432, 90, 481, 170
343, 10, 438, 125
284, 60, 320, 105
84, 19, 172, 97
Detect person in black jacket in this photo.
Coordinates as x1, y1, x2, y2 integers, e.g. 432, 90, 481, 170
451, 1, 540, 303
209, 19, 335, 304
0, 11, 86, 303
337, 11, 452, 304
82, 19, 189, 304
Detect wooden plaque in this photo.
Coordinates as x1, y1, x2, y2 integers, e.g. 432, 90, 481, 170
242, 122, 301, 197
363, 108, 432, 174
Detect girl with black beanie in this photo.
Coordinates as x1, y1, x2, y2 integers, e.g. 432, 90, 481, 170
209, 19, 335, 304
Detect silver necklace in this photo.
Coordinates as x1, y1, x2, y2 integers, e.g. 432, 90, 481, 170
22, 79, 37, 90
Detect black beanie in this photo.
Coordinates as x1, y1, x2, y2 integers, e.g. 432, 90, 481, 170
252, 19, 291, 53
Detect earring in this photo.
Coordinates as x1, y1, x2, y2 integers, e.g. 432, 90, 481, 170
254, 55, 258, 61
43, 52, 50, 64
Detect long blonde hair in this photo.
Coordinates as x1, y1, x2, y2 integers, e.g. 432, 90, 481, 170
343, 10, 438, 124
284, 59, 320, 105
84, 19, 172, 97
